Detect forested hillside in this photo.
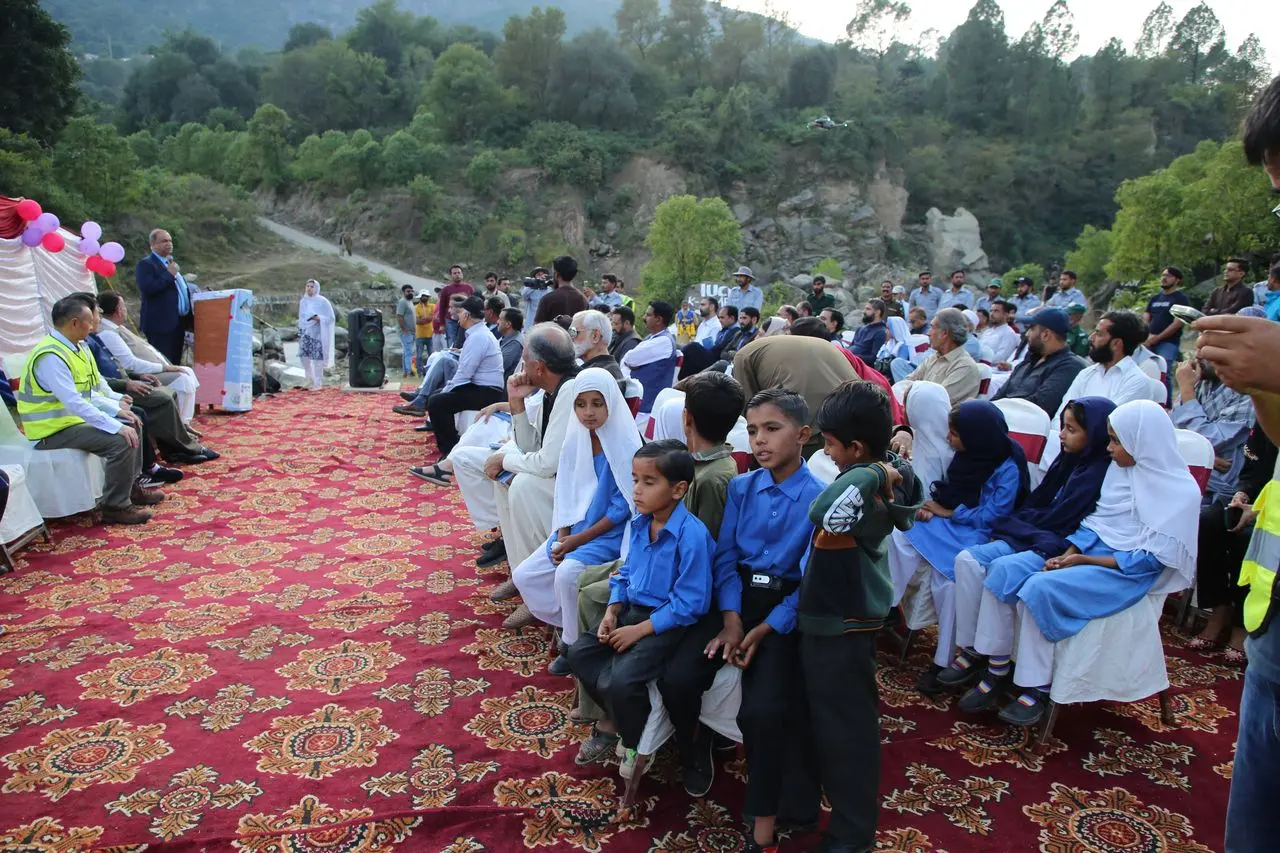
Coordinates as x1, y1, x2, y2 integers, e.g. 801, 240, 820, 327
5, 0, 1276, 302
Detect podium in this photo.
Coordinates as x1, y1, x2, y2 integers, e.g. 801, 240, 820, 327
193, 289, 255, 412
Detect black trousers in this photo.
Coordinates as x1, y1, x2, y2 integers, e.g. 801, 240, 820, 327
679, 343, 717, 378
658, 588, 820, 819
567, 603, 687, 749
1196, 498, 1252, 618
802, 631, 880, 848
426, 383, 506, 457
147, 329, 184, 366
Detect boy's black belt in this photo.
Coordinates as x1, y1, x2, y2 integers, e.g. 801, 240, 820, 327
738, 566, 799, 595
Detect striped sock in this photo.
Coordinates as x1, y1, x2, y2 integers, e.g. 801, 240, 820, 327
976, 657, 1011, 694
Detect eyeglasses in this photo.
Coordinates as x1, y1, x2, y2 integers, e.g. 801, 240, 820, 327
568, 326, 582, 339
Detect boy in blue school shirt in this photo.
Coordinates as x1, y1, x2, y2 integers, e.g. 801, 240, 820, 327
566, 439, 716, 783
657, 389, 826, 851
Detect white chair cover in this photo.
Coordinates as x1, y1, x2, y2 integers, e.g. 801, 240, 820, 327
993, 397, 1051, 489
637, 665, 743, 755
1138, 358, 1161, 381
1174, 428, 1214, 498
1040, 592, 1170, 705
807, 448, 839, 485
0, 407, 103, 518
0, 463, 43, 545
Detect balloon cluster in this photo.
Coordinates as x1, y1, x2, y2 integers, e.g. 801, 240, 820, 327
14, 199, 124, 277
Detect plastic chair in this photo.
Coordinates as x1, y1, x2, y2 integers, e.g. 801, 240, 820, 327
993, 398, 1051, 465
623, 378, 644, 418
1175, 429, 1213, 495
977, 363, 993, 399
907, 335, 932, 365
1, 464, 49, 574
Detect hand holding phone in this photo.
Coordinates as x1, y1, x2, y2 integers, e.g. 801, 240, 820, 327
1171, 304, 1205, 323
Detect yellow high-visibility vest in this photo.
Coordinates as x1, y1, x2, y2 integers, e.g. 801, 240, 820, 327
1241, 475, 1280, 636
16, 335, 97, 440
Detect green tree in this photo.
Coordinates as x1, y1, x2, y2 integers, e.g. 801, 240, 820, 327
50, 117, 140, 217
656, 0, 712, 86
546, 32, 639, 130
284, 22, 332, 52
346, 0, 434, 75
709, 7, 765, 90
495, 6, 565, 113
234, 104, 292, 189
615, 0, 661, 59
1168, 2, 1226, 85
943, 0, 1009, 133
846, 0, 912, 67
1084, 38, 1135, 128
1, 0, 80, 143
641, 195, 742, 306
466, 150, 502, 196
1063, 225, 1113, 293
380, 129, 429, 184
1134, 2, 1174, 58
784, 46, 836, 109
423, 44, 507, 142
1000, 263, 1046, 292
262, 40, 397, 135
290, 130, 348, 184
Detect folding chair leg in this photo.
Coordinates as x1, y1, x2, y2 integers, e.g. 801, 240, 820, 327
615, 754, 649, 821
0, 546, 13, 575
1158, 690, 1177, 728
898, 629, 916, 664
1037, 701, 1060, 749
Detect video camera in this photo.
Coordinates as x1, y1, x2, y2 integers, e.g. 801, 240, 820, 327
523, 267, 551, 290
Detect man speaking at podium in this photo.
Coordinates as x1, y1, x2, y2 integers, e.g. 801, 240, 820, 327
135, 228, 195, 364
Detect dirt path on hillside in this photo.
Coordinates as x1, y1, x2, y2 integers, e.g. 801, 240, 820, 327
257, 217, 444, 292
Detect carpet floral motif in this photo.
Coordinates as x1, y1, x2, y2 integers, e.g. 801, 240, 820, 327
208, 625, 314, 660
106, 763, 263, 841
301, 591, 410, 632
1104, 688, 1234, 734
874, 827, 936, 851
361, 743, 498, 809
180, 567, 279, 599
1023, 783, 1213, 852
384, 611, 479, 647
26, 577, 131, 612
249, 583, 339, 610
462, 627, 554, 677
277, 639, 405, 695
0, 817, 143, 853
882, 763, 1010, 835
492, 771, 650, 851
647, 800, 746, 852
17, 634, 133, 670
325, 557, 418, 588
245, 703, 397, 780
0, 692, 78, 738
130, 602, 250, 642
77, 648, 216, 707
465, 684, 581, 758
1, 718, 173, 802
70, 544, 164, 576
1080, 728, 1194, 790
929, 721, 1066, 771
232, 794, 422, 852
373, 666, 488, 717
164, 683, 291, 732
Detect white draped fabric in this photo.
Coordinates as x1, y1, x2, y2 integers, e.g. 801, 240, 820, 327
0, 230, 96, 357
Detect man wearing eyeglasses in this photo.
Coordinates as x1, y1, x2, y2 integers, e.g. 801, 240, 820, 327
569, 310, 623, 380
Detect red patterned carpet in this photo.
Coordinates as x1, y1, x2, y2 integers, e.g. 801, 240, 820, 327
0, 389, 1238, 851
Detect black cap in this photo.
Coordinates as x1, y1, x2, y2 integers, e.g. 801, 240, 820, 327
460, 295, 486, 319
1015, 276, 1033, 286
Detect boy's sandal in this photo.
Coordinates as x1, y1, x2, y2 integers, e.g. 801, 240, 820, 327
1222, 646, 1247, 665
575, 726, 620, 766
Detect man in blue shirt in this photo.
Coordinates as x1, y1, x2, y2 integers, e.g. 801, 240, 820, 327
1008, 276, 1042, 316
725, 266, 764, 312
1042, 270, 1089, 312
975, 279, 1003, 312
567, 440, 715, 784
424, 295, 507, 456
848, 299, 888, 364
937, 270, 975, 311
657, 390, 824, 845
908, 271, 941, 321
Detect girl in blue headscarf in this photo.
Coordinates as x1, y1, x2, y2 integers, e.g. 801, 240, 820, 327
941, 397, 1117, 695
887, 400, 1029, 694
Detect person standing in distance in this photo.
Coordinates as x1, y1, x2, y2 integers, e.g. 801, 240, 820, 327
135, 229, 195, 365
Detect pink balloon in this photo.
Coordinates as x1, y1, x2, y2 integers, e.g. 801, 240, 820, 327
100, 260, 117, 278
41, 232, 65, 253
78, 238, 100, 256
81, 221, 102, 242
15, 200, 41, 221
99, 241, 125, 263
20, 228, 43, 247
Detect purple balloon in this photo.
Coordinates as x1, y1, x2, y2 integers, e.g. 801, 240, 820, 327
81, 221, 102, 242
35, 212, 60, 233
20, 228, 43, 248
100, 241, 125, 263
79, 238, 100, 256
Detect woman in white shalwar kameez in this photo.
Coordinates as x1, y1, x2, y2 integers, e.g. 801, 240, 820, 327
298, 279, 335, 390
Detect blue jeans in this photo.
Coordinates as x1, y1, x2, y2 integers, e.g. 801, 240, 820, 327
446, 319, 460, 349
415, 338, 431, 374
1151, 340, 1180, 405
890, 357, 914, 383
1226, 668, 1280, 851
400, 332, 415, 374
410, 352, 458, 408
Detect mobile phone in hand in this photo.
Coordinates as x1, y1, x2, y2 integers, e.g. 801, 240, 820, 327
1170, 304, 1205, 323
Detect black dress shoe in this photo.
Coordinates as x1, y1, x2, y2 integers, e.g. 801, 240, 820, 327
197, 448, 220, 460
916, 663, 945, 696
682, 735, 714, 798
414, 424, 433, 433
998, 688, 1050, 726
400, 391, 417, 402
482, 538, 505, 555
476, 542, 507, 568
937, 652, 987, 688
167, 452, 209, 465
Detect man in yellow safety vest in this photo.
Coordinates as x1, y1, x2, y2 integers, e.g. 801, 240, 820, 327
17, 296, 164, 525
1196, 75, 1280, 852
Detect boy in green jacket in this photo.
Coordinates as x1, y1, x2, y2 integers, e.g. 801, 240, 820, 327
799, 380, 921, 853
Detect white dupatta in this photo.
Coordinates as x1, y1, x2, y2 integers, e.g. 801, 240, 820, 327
298, 280, 336, 368
552, 368, 642, 551
1080, 400, 1200, 591
904, 381, 954, 492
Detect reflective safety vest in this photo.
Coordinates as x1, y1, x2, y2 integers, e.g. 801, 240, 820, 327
17, 335, 97, 440
1241, 476, 1280, 636
619, 294, 635, 310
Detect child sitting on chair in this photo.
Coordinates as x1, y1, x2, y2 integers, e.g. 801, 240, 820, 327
510, 368, 642, 671
566, 439, 716, 782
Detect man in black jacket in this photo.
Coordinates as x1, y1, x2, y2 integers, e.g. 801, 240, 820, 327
991, 309, 1086, 416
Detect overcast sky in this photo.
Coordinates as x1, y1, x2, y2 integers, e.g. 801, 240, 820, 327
732, 0, 1274, 70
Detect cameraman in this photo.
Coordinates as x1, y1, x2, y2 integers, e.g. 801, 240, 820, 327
521, 266, 551, 322
533, 256, 588, 325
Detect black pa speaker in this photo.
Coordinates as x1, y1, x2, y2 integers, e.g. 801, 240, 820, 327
347, 308, 386, 388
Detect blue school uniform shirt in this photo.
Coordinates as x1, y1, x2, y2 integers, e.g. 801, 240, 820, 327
608, 501, 715, 634
547, 452, 632, 565
711, 463, 825, 635
905, 457, 1023, 581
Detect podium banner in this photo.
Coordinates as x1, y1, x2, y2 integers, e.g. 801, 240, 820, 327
193, 289, 255, 412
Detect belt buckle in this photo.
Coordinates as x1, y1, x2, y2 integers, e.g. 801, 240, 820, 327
751, 573, 771, 588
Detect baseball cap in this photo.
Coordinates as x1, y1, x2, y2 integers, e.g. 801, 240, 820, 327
1027, 308, 1069, 336
1015, 276, 1033, 285
1066, 303, 1087, 315
986, 278, 1001, 289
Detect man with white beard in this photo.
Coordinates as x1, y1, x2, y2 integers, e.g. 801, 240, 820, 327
569, 311, 623, 379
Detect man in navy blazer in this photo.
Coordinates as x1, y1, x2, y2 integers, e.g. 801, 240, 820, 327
135, 229, 194, 364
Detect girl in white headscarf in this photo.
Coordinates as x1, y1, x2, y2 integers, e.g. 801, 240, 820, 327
877, 315, 912, 364
903, 381, 955, 493
298, 279, 335, 390
511, 368, 642, 666
966, 399, 1200, 725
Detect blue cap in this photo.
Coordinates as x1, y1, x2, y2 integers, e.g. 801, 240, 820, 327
1027, 308, 1070, 337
